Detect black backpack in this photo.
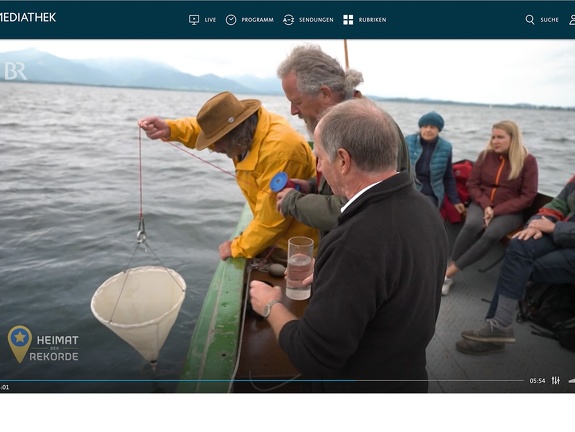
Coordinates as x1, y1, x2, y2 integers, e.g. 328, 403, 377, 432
517, 282, 575, 352
530, 317, 575, 353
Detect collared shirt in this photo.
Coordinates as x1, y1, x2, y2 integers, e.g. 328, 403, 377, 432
341, 181, 383, 213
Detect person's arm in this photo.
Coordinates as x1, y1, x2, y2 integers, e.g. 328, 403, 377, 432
467, 152, 491, 209
249, 281, 297, 337
443, 152, 462, 205
138, 116, 202, 148
231, 180, 290, 258
232, 146, 317, 258
280, 190, 347, 232
536, 174, 575, 222
165, 117, 202, 148
553, 220, 575, 247
138, 116, 171, 140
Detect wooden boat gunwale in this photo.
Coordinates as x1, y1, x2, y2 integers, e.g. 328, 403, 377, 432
177, 205, 251, 393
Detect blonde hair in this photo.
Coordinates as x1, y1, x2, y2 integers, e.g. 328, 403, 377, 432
481, 120, 529, 180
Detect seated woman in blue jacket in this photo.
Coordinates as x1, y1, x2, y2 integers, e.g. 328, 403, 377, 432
405, 111, 465, 214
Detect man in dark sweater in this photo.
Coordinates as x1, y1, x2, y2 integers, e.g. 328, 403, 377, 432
250, 99, 448, 392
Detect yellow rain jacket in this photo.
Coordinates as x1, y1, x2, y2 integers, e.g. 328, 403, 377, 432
166, 107, 319, 258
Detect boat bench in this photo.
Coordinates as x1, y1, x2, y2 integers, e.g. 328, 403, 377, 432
478, 192, 553, 272
500, 193, 553, 247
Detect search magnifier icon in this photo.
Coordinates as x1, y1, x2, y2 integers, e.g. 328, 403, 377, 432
525, 14, 535, 25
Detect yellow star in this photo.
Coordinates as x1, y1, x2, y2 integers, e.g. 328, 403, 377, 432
14, 331, 27, 343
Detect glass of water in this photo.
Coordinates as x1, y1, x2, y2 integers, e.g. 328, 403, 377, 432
286, 236, 314, 300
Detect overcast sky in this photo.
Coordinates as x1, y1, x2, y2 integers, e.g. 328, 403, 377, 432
2, 39, 575, 107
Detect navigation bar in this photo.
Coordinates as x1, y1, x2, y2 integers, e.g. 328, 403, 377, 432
0, 1, 574, 39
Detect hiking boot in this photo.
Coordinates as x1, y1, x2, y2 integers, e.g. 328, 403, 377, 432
461, 319, 515, 343
442, 277, 453, 296
455, 339, 505, 355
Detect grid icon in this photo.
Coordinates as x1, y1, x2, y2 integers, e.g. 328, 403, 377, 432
343, 14, 353, 25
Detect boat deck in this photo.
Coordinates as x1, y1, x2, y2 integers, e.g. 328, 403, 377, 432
427, 223, 575, 393
232, 263, 307, 393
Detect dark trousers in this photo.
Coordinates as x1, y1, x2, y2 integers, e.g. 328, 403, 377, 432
486, 234, 575, 319
452, 203, 522, 271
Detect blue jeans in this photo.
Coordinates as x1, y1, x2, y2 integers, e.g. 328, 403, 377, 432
486, 234, 575, 319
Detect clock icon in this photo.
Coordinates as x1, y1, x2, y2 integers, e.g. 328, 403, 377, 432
226, 14, 237, 26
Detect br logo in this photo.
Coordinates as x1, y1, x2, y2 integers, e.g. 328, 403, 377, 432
8, 325, 32, 363
4, 62, 27, 80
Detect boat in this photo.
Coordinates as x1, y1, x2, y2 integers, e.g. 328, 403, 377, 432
178, 203, 307, 393
178, 190, 575, 393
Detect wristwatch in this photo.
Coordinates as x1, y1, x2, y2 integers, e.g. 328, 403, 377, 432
262, 299, 281, 318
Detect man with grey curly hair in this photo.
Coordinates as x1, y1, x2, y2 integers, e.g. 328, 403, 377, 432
276, 44, 411, 237
277, 44, 365, 135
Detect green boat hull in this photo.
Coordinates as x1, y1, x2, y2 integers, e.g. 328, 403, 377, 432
178, 204, 251, 393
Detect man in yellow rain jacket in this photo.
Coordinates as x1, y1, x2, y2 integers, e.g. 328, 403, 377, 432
138, 91, 318, 261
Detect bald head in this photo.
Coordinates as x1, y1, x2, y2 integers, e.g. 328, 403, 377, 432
315, 98, 399, 173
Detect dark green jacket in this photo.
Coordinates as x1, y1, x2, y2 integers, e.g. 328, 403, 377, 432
280, 123, 412, 238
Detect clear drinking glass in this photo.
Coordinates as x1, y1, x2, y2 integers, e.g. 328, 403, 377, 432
286, 236, 314, 300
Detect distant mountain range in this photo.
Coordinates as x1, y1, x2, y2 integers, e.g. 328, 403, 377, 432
1, 49, 572, 111
0, 48, 283, 95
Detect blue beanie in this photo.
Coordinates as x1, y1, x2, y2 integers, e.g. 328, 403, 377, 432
418, 111, 444, 131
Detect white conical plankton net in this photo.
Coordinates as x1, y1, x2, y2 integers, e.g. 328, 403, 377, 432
91, 266, 186, 363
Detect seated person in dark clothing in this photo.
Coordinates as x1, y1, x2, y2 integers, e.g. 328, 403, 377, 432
457, 173, 575, 355
442, 120, 539, 295
405, 111, 464, 213
249, 99, 448, 392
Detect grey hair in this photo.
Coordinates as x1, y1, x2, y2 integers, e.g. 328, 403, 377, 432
277, 44, 364, 100
317, 99, 399, 173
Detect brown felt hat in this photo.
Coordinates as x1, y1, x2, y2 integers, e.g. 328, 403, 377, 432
195, 92, 261, 150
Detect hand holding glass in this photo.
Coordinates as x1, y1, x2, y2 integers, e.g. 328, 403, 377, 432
286, 236, 314, 300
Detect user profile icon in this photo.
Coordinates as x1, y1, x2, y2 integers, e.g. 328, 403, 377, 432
569, 14, 575, 26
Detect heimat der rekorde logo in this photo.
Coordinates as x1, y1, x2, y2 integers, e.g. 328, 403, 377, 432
7, 325, 80, 363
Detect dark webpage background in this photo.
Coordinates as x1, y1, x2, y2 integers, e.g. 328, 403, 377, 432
0, 1, 575, 38
0, 1, 574, 395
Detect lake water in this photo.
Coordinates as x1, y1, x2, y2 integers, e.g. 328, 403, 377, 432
1, 82, 573, 393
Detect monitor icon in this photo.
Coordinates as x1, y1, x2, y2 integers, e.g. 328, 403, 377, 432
189, 15, 200, 25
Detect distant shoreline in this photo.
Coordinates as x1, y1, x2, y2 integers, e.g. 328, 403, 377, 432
2, 80, 574, 112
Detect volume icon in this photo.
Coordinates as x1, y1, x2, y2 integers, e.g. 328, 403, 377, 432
8, 325, 32, 363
